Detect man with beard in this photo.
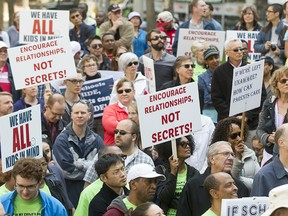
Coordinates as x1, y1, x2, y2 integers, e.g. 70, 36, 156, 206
177, 141, 249, 216
138, 29, 176, 91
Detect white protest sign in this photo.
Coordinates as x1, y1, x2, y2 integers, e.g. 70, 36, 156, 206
143, 55, 156, 93
19, 10, 69, 44
98, 70, 124, 82
136, 83, 202, 148
226, 30, 261, 61
221, 197, 269, 216
177, 29, 225, 58
8, 37, 77, 90
0, 105, 42, 172
229, 60, 264, 116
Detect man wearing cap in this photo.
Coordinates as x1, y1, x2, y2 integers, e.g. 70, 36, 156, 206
128, 11, 149, 58
172, 0, 217, 56
100, 4, 134, 50
251, 123, 288, 197
262, 184, 288, 216
104, 163, 165, 216
156, 11, 176, 54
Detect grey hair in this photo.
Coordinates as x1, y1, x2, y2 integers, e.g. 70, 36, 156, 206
207, 141, 231, 167
118, 52, 138, 72
224, 38, 242, 51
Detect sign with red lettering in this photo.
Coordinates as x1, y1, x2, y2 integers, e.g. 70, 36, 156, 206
226, 30, 261, 61
177, 29, 225, 59
0, 105, 42, 172
136, 83, 202, 148
8, 37, 77, 90
19, 10, 69, 44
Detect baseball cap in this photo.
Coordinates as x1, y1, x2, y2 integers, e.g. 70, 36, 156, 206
203, 47, 219, 60
262, 184, 288, 216
0, 41, 8, 49
156, 11, 173, 27
127, 164, 166, 183
70, 41, 82, 56
108, 4, 121, 13
128, 11, 142, 24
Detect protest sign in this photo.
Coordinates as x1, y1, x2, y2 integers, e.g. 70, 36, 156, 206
226, 30, 261, 61
229, 60, 264, 116
0, 105, 42, 172
59, 77, 114, 117
143, 55, 156, 93
221, 197, 269, 216
177, 29, 225, 58
98, 70, 124, 82
19, 10, 69, 44
8, 37, 77, 90
136, 83, 201, 148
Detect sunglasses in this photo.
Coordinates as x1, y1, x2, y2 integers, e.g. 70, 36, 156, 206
127, 61, 138, 67
67, 79, 84, 84
178, 141, 191, 148
91, 44, 103, 49
117, 88, 132, 94
182, 64, 195, 69
231, 48, 245, 52
114, 129, 132, 136
279, 78, 288, 84
150, 35, 167, 41
229, 132, 241, 139
71, 14, 80, 19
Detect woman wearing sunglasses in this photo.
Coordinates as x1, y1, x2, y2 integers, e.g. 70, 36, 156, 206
160, 55, 204, 112
155, 135, 199, 215
102, 77, 135, 145
257, 67, 288, 163
110, 52, 149, 104
211, 117, 260, 191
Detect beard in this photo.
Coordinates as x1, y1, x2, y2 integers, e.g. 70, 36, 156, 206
151, 42, 164, 51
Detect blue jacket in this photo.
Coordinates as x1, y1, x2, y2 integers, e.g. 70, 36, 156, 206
0, 190, 67, 216
133, 29, 149, 58
254, 21, 286, 64
172, 19, 216, 56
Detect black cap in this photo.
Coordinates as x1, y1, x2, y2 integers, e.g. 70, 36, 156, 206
108, 4, 121, 13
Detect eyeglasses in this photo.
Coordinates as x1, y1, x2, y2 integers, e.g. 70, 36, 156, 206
67, 79, 84, 84
48, 107, 64, 116
117, 88, 132, 94
150, 35, 167, 41
127, 61, 138, 67
84, 64, 97, 68
178, 141, 191, 148
91, 44, 103, 49
231, 48, 245, 52
114, 129, 132, 136
214, 151, 235, 158
15, 182, 38, 192
229, 132, 241, 140
71, 14, 81, 19
266, 10, 275, 14
181, 64, 195, 69
279, 78, 288, 84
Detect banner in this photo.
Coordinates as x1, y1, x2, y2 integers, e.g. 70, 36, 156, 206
0, 105, 42, 172
136, 83, 202, 148
229, 60, 264, 116
19, 10, 69, 44
226, 30, 261, 61
8, 37, 77, 90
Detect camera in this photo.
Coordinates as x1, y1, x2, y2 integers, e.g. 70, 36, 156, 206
271, 44, 277, 51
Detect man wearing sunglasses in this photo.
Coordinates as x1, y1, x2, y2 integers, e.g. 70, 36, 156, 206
211, 38, 267, 148
138, 29, 176, 91
86, 35, 111, 70
177, 141, 249, 216
0, 158, 67, 215
100, 4, 134, 51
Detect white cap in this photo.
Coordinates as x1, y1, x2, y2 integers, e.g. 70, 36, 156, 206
128, 11, 142, 24
157, 11, 173, 23
70, 41, 81, 56
0, 41, 8, 49
262, 184, 288, 216
127, 164, 165, 183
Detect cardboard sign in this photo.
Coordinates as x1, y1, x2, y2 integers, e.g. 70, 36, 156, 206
229, 60, 264, 116
136, 83, 202, 148
221, 197, 269, 216
8, 37, 77, 90
143, 56, 156, 93
226, 30, 261, 61
0, 105, 42, 172
177, 29, 225, 58
19, 10, 69, 44
98, 70, 124, 82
